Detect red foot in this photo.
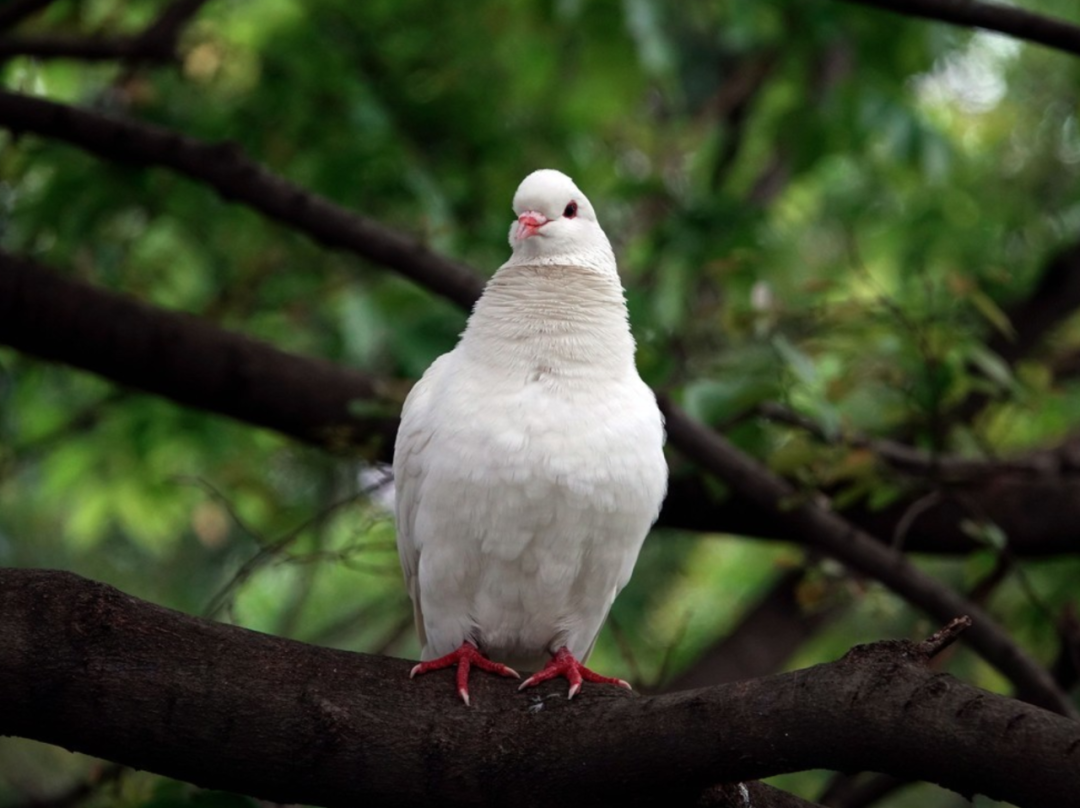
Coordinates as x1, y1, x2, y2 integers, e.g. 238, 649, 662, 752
518, 647, 632, 699
410, 641, 519, 706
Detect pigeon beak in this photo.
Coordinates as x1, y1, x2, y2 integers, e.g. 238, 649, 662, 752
515, 211, 549, 240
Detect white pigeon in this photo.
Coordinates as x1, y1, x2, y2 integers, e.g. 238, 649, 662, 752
394, 169, 667, 705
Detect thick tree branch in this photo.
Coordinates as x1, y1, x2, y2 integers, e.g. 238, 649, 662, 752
661, 468, 1080, 554
834, 0, 1080, 58
1, 568, 1077, 808
0, 251, 396, 453
0, 90, 485, 309
659, 398, 1077, 718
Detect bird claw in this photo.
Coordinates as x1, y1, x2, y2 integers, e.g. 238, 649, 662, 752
409, 641, 519, 706
518, 647, 632, 699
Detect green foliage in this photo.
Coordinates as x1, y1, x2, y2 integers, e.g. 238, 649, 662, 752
4, 1, 1080, 805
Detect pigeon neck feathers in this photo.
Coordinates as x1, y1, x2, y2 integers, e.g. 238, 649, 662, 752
462, 265, 635, 380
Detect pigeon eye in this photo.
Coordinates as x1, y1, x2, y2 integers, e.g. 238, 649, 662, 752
563, 201, 578, 218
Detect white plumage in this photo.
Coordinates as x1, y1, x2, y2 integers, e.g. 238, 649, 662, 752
394, 169, 667, 702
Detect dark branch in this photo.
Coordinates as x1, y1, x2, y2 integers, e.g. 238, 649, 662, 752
834, 0, 1080, 58
0, 89, 485, 309
0, 0, 57, 32
0, 34, 171, 62
0, 250, 396, 454
993, 240, 1080, 365
945, 238, 1080, 424
1, 568, 1077, 808
916, 615, 973, 659
661, 466, 1080, 555
659, 397, 1076, 718
136, 0, 209, 55
0, 0, 209, 64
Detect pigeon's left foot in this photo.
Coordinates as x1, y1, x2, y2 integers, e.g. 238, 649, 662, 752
410, 641, 519, 706
518, 646, 632, 699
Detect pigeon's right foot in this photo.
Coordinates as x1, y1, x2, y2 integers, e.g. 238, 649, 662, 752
518, 646, 632, 699
410, 641, 519, 706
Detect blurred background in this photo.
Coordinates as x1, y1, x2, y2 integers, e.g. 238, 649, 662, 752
2, 0, 1080, 805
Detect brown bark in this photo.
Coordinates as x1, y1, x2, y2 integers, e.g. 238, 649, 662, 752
1, 568, 1077, 808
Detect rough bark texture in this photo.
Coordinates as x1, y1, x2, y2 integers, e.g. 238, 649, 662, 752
1, 568, 1078, 808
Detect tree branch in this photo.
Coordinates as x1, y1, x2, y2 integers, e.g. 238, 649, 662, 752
0, 250, 396, 454
758, 401, 1080, 481
0, 89, 485, 309
0, 34, 170, 62
0, 0, 57, 32
1, 567, 1076, 808
834, 0, 1080, 58
659, 398, 1077, 718
0, 0, 209, 64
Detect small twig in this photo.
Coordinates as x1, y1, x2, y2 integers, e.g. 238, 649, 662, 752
182, 476, 387, 619
916, 616, 973, 660
891, 491, 944, 552
759, 401, 1080, 482
1, 391, 126, 475
605, 613, 646, 688
654, 608, 694, 689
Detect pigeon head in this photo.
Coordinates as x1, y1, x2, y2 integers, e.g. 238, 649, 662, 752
506, 169, 614, 272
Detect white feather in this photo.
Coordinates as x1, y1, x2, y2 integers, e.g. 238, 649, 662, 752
394, 169, 667, 672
